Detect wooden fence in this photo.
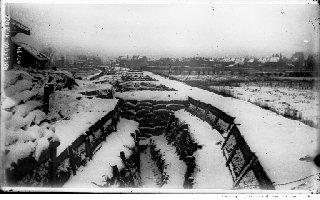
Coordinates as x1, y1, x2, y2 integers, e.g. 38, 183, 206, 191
187, 97, 274, 189
6, 104, 121, 187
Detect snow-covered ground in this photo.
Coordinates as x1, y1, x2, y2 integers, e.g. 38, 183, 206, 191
175, 110, 233, 189
209, 85, 319, 127
93, 74, 123, 85
151, 135, 187, 189
53, 95, 118, 155
75, 80, 113, 94
140, 146, 162, 188
63, 118, 138, 188
145, 71, 320, 190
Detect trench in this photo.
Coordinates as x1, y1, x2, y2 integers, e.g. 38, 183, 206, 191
102, 97, 269, 189
8, 96, 263, 189
112, 99, 203, 188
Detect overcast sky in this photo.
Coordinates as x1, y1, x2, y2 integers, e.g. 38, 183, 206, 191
7, 1, 320, 59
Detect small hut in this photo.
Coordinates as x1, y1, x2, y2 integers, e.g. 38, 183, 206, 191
8, 17, 49, 70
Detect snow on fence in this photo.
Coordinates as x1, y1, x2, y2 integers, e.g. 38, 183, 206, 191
6, 105, 121, 187
186, 97, 274, 190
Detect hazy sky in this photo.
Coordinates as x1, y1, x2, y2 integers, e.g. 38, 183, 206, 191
7, 1, 320, 58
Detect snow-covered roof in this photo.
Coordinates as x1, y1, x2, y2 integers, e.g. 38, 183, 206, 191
10, 18, 30, 35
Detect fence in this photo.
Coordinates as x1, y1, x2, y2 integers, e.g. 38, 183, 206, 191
6, 104, 121, 187
186, 97, 274, 189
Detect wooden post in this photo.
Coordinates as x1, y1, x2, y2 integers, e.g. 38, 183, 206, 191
112, 165, 119, 184
68, 147, 77, 175
100, 120, 105, 138
195, 100, 200, 113
132, 131, 140, 172
204, 105, 210, 123
120, 151, 126, 163
43, 83, 54, 114
165, 115, 175, 133
221, 124, 235, 149
225, 143, 240, 167
210, 115, 219, 128
111, 115, 118, 132
233, 155, 257, 188
85, 136, 92, 160
120, 151, 128, 169
48, 143, 57, 185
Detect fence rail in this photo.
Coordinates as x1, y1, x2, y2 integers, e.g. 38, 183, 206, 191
187, 97, 274, 189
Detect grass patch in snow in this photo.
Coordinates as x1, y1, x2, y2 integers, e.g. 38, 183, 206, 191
209, 85, 319, 128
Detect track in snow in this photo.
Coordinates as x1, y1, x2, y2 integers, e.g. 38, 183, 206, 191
139, 146, 162, 188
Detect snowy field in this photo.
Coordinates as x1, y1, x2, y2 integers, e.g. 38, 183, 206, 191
172, 74, 249, 82
169, 74, 319, 127
209, 85, 319, 127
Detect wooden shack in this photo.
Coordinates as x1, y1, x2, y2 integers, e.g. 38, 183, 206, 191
8, 17, 49, 69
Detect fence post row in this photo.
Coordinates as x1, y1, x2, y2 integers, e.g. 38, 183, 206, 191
186, 96, 274, 190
